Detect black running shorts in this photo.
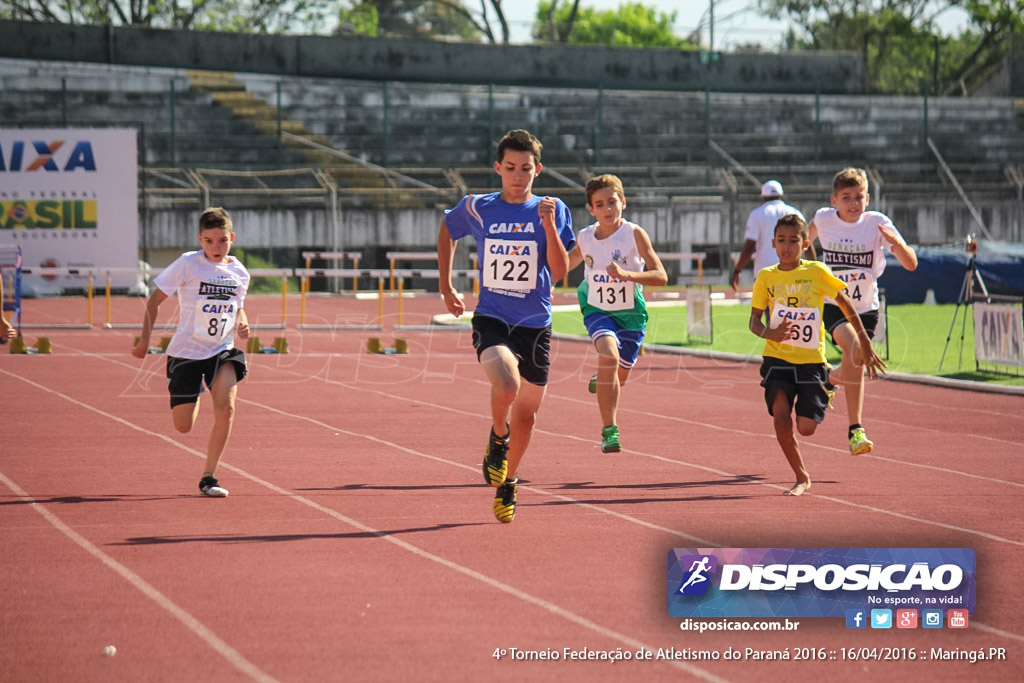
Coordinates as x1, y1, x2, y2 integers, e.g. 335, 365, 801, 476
166, 348, 247, 408
822, 304, 878, 344
759, 356, 830, 423
471, 314, 552, 386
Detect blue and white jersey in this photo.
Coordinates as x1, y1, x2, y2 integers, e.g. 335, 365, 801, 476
445, 192, 575, 328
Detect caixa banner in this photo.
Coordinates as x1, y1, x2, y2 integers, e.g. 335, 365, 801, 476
667, 548, 975, 618
1, 129, 140, 296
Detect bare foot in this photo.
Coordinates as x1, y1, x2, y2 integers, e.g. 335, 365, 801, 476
783, 481, 811, 497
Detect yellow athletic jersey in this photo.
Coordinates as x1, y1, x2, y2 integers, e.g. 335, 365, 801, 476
751, 260, 846, 364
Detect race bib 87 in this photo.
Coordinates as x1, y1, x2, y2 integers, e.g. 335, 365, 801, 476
193, 302, 237, 343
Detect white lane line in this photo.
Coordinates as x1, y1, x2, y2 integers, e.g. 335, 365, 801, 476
0, 469, 278, 683
0, 368, 728, 682
250, 363, 1024, 548
548, 390, 1024, 489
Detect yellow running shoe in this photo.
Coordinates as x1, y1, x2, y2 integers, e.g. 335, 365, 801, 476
849, 427, 874, 455
482, 426, 509, 487
493, 478, 517, 523
825, 386, 836, 410
824, 364, 837, 409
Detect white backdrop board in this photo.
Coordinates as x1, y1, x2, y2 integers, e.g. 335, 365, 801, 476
0, 129, 139, 294
686, 285, 713, 344
973, 301, 1024, 368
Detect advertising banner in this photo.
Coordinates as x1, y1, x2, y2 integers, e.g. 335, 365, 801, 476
973, 301, 1024, 367
0, 128, 140, 294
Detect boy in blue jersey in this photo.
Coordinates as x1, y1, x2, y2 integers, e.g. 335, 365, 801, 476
437, 129, 575, 523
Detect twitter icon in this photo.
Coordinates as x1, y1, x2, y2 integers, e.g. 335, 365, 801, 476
870, 609, 893, 629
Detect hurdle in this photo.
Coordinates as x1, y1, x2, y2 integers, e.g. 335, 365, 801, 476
99, 266, 288, 330
18, 266, 97, 329
467, 253, 481, 297
301, 251, 362, 292
660, 252, 708, 284
386, 251, 439, 291
246, 268, 290, 330
94, 266, 169, 330
1, 245, 23, 332
393, 268, 477, 331
295, 268, 389, 330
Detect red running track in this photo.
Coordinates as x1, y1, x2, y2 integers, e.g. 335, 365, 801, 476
1, 295, 1023, 682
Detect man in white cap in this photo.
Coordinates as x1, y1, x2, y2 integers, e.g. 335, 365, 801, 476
730, 180, 813, 290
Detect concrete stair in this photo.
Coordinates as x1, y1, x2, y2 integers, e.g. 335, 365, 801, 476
183, 69, 420, 205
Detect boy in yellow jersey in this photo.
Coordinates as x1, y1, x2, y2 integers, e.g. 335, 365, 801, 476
749, 214, 885, 497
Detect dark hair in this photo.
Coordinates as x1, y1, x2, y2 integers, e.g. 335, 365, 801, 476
773, 213, 808, 240
198, 207, 233, 233
496, 129, 543, 164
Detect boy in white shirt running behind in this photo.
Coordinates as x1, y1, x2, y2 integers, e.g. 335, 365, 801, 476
132, 207, 251, 497
568, 174, 667, 452
749, 214, 885, 496
808, 168, 918, 455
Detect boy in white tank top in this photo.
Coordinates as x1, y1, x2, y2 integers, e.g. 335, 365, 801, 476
808, 168, 917, 455
568, 175, 667, 453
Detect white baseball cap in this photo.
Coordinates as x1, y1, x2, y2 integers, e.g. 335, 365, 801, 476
761, 180, 784, 197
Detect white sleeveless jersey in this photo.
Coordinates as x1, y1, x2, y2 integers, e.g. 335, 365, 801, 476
813, 208, 904, 313
154, 251, 250, 360
577, 221, 646, 312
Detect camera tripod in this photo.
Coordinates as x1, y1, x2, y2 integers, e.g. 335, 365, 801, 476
938, 240, 990, 372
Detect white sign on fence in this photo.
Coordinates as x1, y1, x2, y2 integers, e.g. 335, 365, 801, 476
973, 302, 1024, 367
686, 285, 712, 342
0, 128, 139, 294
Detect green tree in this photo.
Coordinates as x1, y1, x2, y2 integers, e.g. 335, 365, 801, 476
534, 1, 694, 48
338, 1, 512, 43
0, 0, 333, 33
759, 0, 1024, 94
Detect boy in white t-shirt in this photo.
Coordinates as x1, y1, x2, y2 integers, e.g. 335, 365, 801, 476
808, 168, 917, 455
132, 207, 251, 497
568, 174, 667, 453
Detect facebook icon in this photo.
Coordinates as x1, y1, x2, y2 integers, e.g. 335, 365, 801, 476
845, 609, 867, 629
